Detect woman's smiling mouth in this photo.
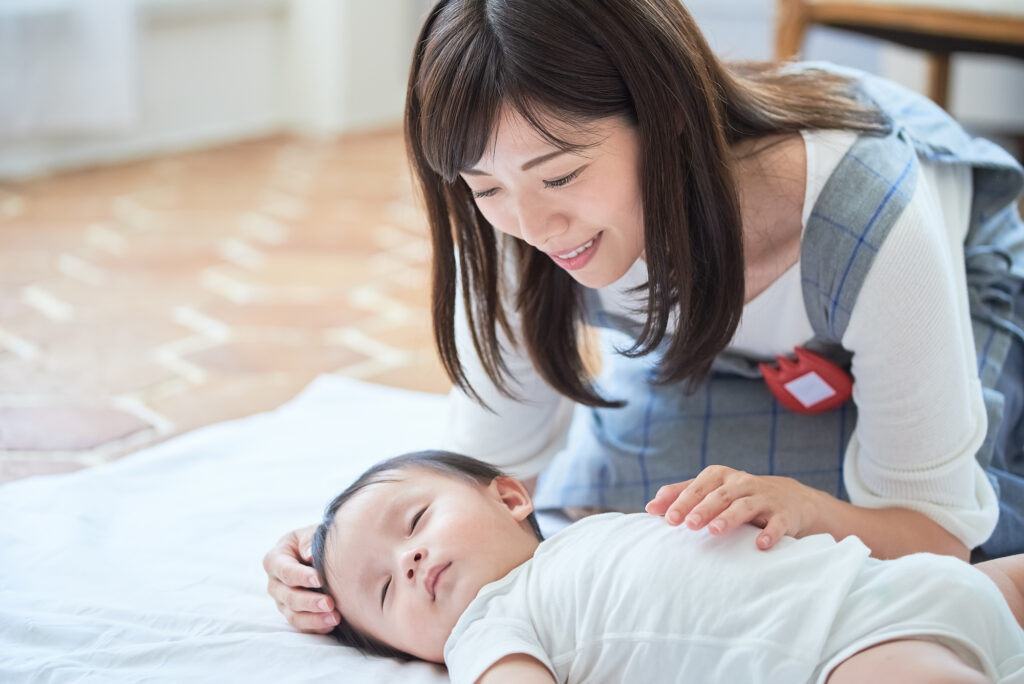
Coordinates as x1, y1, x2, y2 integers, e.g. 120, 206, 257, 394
548, 232, 602, 271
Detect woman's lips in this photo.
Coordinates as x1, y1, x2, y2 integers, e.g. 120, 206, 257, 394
548, 232, 602, 271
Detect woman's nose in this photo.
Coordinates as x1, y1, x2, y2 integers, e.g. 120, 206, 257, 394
401, 547, 427, 581
515, 200, 567, 248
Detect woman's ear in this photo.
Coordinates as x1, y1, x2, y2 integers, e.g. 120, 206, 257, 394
490, 476, 535, 521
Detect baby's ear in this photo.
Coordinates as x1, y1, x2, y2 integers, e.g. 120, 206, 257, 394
491, 476, 534, 521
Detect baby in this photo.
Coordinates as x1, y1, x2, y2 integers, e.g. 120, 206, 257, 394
310, 450, 1024, 683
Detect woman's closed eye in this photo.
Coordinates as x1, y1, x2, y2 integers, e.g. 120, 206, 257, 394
471, 186, 498, 199
543, 166, 584, 189
468, 165, 587, 199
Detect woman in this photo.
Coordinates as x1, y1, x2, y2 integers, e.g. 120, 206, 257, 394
265, 0, 1024, 633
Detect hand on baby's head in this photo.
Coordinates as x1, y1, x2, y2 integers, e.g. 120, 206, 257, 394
310, 450, 543, 663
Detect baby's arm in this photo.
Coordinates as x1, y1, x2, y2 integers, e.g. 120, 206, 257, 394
974, 554, 1024, 628
828, 639, 990, 684
476, 654, 555, 684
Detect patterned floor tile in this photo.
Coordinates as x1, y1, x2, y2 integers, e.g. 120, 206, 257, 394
0, 130, 451, 482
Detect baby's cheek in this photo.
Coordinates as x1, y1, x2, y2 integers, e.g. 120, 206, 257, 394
408, 618, 451, 664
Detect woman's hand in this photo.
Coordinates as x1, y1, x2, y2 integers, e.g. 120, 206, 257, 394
263, 524, 339, 633
644, 466, 823, 550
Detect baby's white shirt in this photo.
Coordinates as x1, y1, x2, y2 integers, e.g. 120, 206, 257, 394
443, 513, 1024, 684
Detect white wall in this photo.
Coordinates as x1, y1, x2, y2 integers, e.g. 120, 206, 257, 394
0, 0, 428, 179
1, 0, 1020, 180
1, 0, 288, 178
284, 0, 427, 138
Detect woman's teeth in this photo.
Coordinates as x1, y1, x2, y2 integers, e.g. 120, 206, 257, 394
557, 237, 596, 259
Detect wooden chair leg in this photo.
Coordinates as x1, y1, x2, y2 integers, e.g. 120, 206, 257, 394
776, 0, 810, 60
927, 51, 951, 110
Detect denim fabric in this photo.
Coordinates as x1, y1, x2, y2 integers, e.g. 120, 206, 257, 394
976, 287, 1024, 560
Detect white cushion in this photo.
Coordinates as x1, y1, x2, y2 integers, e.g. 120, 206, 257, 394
808, 0, 1024, 19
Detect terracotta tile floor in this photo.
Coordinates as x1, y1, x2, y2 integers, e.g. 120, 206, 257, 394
0, 129, 451, 484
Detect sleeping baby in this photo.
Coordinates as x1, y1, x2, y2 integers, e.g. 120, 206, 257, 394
310, 450, 1024, 684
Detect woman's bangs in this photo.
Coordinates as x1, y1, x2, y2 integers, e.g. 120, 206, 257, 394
414, 1, 607, 183
511, 96, 600, 155
416, 16, 505, 184
419, 79, 598, 182
421, 87, 502, 182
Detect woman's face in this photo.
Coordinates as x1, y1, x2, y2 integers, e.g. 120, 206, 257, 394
459, 108, 645, 289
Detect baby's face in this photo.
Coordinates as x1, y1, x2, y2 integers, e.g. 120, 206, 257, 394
322, 468, 539, 662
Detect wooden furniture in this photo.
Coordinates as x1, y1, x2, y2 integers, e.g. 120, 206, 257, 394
776, 0, 1024, 109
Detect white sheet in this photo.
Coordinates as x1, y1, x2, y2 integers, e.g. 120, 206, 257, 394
0, 376, 457, 683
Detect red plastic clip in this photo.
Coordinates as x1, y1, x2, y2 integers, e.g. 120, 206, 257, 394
758, 346, 853, 414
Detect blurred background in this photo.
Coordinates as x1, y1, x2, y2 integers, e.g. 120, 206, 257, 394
1, 0, 1022, 483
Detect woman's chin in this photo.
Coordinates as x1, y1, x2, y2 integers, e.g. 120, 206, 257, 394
565, 266, 626, 290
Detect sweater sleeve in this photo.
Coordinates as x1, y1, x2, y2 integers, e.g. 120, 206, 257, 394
441, 268, 574, 479
840, 160, 998, 549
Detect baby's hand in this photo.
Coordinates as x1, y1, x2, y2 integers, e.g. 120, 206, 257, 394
644, 466, 821, 550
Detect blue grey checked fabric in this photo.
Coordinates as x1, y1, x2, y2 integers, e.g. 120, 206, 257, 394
532, 65, 1024, 555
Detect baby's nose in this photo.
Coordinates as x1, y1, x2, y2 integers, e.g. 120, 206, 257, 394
406, 551, 422, 579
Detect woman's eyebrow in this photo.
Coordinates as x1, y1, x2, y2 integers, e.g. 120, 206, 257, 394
464, 149, 570, 176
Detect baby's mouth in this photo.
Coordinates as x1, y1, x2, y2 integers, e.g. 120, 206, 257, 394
426, 562, 451, 601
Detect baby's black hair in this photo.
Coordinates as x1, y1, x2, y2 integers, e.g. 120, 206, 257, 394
310, 449, 544, 661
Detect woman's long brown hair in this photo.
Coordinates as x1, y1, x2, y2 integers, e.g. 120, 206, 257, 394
405, 0, 888, 408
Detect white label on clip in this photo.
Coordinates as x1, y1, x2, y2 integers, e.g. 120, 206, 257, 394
784, 372, 837, 408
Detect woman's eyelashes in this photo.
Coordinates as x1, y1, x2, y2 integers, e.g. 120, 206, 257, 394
468, 166, 586, 199
543, 167, 582, 188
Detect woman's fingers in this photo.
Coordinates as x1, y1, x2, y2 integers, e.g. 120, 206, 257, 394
705, 496, 761, 536
264, 525, 337, 633
687, 470, 762, 530
268, 574, 332, 612
664, 465, 738, 527
651, 470, 814, 551
757, 515, 790, 550
263, 534, 322, 589
276, 555, 322, 589
267, 570, 339, 633
280, 601, 340, 634
679, 491, 793, 551
295, 525, 316, 563
644, 480, 692, 516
